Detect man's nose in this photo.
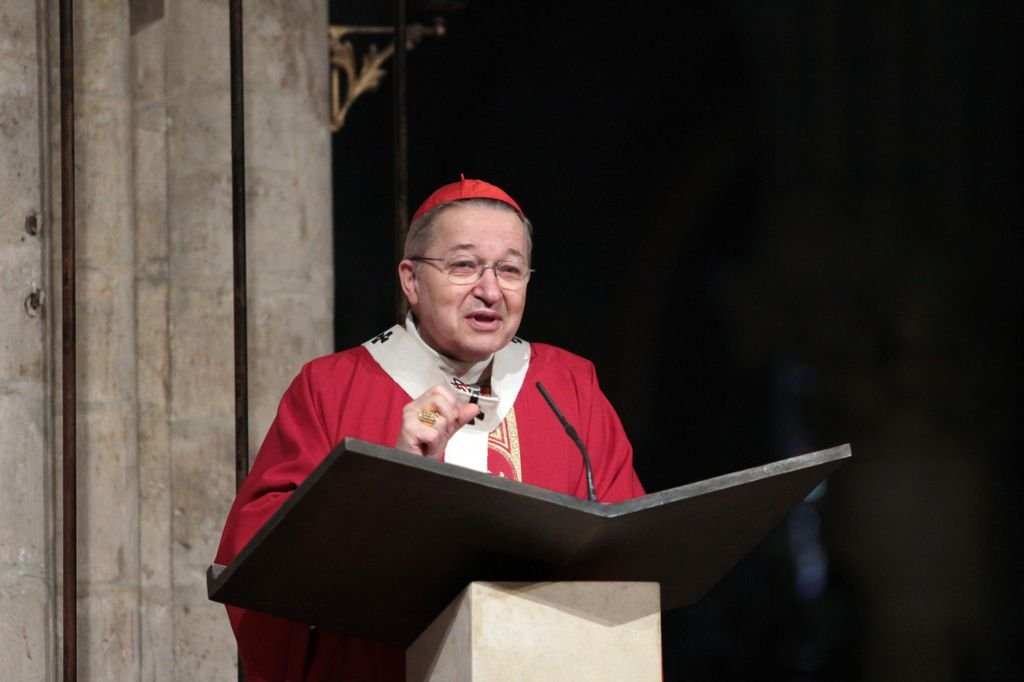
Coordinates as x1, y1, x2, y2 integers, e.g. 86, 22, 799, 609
472, 266, 503, 300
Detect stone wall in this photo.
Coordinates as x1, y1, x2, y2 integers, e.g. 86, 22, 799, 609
1, 0, 54, 679
0, 1, 333, 679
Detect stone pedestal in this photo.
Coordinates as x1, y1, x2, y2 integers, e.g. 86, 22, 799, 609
406, 582, 662, 682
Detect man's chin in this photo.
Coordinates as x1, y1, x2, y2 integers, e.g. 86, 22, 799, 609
456, 346, 500, 363
455, 335, 511, 363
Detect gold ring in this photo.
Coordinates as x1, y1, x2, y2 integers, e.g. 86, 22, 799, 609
417, 410, 439, 427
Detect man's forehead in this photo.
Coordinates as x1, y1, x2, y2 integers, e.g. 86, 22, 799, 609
427, 204, 530, 258
436, 206, 525, 234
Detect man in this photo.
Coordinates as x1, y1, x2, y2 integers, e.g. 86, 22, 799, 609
215, 176, 645, 680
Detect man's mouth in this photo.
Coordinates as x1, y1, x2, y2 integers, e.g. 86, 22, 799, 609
466, 310, 502, 330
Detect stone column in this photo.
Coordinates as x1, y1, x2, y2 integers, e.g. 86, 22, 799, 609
0, 2, 334, 678
244, 1, 334, 439
72, 0, 142, 678
0, 1, 55, 679
161, 0, 240, 668
161, 0, 334, 677
131, 5, 175, 679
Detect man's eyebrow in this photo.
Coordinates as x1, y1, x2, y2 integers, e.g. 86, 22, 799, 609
443, 243, 526, 260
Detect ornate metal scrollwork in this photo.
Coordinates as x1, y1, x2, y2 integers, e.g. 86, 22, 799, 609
329, 19, 446, 132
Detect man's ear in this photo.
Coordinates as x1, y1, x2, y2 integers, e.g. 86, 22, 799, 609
398, 259, 418, 305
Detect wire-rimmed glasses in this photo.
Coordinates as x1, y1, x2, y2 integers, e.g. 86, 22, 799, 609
410, 255, 534, 290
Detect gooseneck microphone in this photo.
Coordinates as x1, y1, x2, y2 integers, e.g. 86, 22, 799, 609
536, 381, 598, 502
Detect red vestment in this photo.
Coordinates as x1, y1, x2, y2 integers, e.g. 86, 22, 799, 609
215, 342, 645, 681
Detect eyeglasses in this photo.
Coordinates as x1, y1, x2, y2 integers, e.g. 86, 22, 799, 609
410, 256, 534, 290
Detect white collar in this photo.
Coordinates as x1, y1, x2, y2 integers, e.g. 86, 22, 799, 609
404, 312, 493, 386
362, 318, 531, 472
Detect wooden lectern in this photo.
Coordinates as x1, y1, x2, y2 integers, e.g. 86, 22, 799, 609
207, 438, 850, 680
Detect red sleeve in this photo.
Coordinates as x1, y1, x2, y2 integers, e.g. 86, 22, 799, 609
212, 354, 407, 681
216, 362, 332, 563
213, 362, 334, 680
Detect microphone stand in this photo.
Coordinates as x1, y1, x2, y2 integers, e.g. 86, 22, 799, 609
536, 381, 598, 502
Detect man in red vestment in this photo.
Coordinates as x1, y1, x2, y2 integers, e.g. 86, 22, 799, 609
215, 176, 646, 680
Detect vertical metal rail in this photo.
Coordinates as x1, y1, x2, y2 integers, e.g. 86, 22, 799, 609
229, 0, 248, 677
58, 0, 77, 679
393, 0, 408, 321
229, 0, 249, 491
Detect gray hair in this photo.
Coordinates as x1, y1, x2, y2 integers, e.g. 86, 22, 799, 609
403, 198, 533, 262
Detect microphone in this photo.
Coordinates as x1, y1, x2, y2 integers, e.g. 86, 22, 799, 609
536, 381, 597, 502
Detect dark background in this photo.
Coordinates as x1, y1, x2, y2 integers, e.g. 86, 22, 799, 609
330, 2, 1022, 680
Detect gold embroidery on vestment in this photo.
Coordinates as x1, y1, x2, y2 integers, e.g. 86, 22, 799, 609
488, 408, 522, 481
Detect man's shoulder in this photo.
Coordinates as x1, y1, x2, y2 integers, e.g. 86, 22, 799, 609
299, 344, 379, 379
526, 340, 595, 373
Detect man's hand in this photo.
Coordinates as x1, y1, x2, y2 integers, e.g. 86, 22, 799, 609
395, 384, 480, 459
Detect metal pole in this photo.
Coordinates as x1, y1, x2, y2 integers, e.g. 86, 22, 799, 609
229, 0, 248, 677
229, 0, 249, 491
58, 0, 77, 679
393, 0, 408, 322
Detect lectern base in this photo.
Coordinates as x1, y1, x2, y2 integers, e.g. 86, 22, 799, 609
406, 581, 661, 681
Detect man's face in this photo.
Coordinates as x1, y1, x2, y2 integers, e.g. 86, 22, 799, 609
399, 204, 530, 363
